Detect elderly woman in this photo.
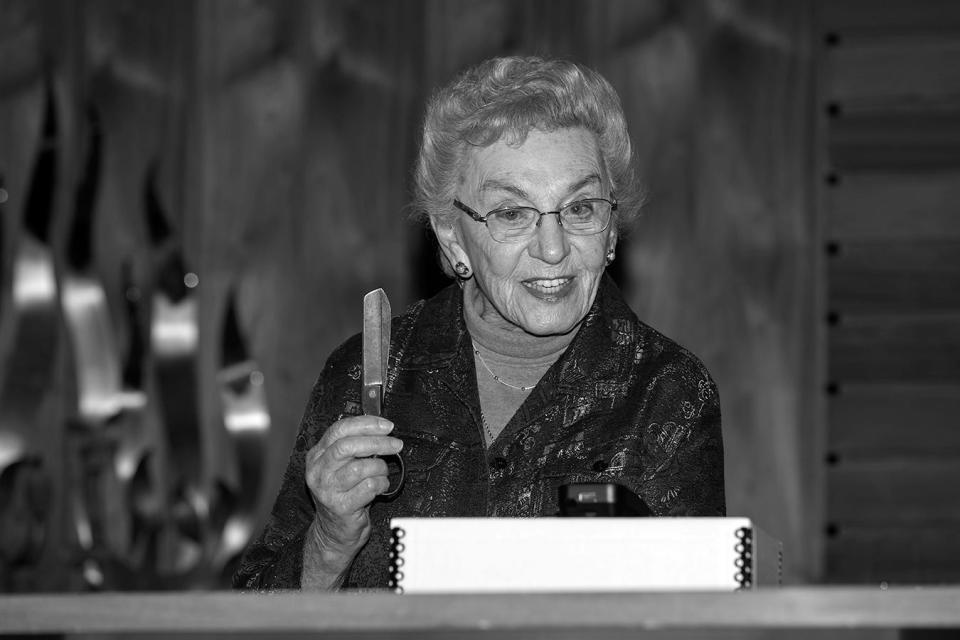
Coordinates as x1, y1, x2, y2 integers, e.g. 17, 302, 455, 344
234, 56, 724, 590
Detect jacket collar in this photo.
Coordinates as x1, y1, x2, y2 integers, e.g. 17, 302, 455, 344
400, 282, 468, 371
556, 273, 629, 392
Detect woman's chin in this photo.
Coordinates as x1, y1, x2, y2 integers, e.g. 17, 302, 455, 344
513, 291, 590, 336
515, 313, 583, 337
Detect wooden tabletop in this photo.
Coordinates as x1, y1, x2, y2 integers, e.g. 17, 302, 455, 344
2, 587, 960, 636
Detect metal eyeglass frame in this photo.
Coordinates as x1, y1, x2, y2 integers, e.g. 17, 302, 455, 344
452, 197, 618, 243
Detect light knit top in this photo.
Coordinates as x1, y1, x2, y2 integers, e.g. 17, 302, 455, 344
462, 280, 575, 445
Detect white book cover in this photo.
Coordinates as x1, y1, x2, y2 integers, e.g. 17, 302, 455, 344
389, 517, 781, 593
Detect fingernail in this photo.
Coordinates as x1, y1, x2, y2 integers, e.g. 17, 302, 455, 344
378, 419, 393, 431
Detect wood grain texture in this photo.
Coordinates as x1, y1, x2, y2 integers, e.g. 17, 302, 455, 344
818, 0, 960, 33
827, 459, 960, 523
2, 589, 959, 634
829, 110, 960, 171
818, 0, 960, 587
826, 526, 960, 584
829, 315, 960, 382
827, 241, 960, 314
826, 35, 960, 106
825, 172, 960, 241
828, 384, 960, 456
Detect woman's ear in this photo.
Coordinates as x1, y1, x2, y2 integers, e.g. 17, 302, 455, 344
431, 216, 469, 271
606, 225, 619, 255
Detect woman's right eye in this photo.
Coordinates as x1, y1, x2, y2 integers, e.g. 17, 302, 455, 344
494, 208, 526, 223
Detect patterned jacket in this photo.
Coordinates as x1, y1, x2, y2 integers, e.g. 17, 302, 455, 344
233, 275, 725, 589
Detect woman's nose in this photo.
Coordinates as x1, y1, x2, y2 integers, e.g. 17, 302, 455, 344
528, 213, 570, 264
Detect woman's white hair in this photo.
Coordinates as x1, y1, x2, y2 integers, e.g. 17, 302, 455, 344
412, 56, 643, 233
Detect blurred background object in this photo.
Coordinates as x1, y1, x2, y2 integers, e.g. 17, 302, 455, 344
0, 0, 957, 591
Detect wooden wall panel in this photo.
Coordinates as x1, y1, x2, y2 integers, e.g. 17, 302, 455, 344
829, 316, 960, 382
819, 0, 960, 585
829, 111, 960, 171
826, 173, 960, 241
826, 526, 960, 583
819, 0, 960, 33
827, 241, 960, 314
828, 460, 960, 522
828, 385, 960, 456
826, 35, 960, 105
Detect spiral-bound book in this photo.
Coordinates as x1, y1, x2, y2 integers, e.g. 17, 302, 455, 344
388, 517, 781, 593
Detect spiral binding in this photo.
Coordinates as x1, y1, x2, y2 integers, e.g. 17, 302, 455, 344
388, 526, 406, 594
733, 526, 753, 589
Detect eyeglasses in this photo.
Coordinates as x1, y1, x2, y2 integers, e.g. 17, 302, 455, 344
453, 197, 617, 243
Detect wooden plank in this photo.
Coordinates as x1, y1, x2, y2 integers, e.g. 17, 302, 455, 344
827, 458, 960, 523
825, 172, 960, 241
828, 384, 960, 456
819, 0, 960, 33
829, 315, 960, 381
826, 525, 960, 584
827, 241, 960, 314
826, 35, 960, 106
2, 590, 960, 633
829, 111, 960, 171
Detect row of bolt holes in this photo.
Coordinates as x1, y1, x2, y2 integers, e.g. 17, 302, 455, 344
823, 28, 893, 547
824, 134, 843, 541
824, 64, 847, 493
824, 27, 844, 331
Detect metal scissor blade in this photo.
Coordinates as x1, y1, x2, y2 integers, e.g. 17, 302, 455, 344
362, 288, 391, 415
361, 288, 403, 498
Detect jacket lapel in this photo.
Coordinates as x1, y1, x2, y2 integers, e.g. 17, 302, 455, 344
396, 284, 484, 443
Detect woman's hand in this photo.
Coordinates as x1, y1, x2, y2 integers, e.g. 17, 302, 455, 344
301, 416, 402, 587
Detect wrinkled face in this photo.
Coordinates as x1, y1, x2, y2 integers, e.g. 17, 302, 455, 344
433, 127, 617, 336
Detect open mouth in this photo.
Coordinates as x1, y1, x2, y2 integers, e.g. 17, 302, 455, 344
522, 277, 574, 297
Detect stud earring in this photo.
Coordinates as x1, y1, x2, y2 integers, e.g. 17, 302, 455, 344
605, 250, 616, 266
454, 261, 471, 278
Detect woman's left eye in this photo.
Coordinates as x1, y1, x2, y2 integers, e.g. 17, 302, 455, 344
567, 201, 595, 216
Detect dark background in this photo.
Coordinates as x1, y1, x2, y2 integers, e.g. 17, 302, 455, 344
0, 0, 958, 591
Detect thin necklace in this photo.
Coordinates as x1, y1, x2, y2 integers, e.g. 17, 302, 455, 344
480, 413, 497, 444
472, 341, 536, 392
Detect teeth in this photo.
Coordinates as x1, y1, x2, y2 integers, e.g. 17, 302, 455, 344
524, 278, 570, 291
